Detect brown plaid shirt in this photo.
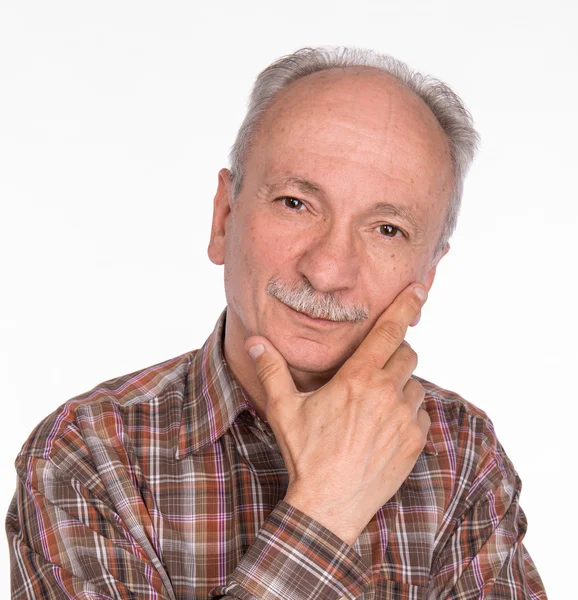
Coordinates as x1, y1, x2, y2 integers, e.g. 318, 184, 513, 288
6, 310, 547, 599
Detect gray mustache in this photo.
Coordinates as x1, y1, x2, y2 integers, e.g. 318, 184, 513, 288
266, 278, 369, 323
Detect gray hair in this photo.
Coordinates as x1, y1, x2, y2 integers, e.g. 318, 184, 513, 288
266, 277, 369, 323
229, 46, 480, 259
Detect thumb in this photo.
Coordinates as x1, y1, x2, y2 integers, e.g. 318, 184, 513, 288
245, 336, 296, 402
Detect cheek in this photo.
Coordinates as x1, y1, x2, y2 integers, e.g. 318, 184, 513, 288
223, 218, 257, 310
364, 253, 421, 310
223, 216, 287, 301
244, 213, 303, 273
225, 214, 262, 268
376, 252, 419, 282
241, 222, 278, 272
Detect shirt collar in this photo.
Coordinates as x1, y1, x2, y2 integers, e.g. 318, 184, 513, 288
176, 308, 437, 458
176, 309, 255, 458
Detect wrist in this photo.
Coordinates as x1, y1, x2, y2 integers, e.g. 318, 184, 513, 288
282, 490, 365, 546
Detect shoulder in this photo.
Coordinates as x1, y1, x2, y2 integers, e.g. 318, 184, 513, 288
17, 350, 198, 464
417, 375, 488, 419
416, 375, 519, 494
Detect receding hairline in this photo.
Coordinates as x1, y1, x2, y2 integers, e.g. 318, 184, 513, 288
250, 65, 450, 158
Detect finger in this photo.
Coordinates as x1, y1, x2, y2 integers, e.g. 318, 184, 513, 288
245, 336, 297, 404
409, 310, 421, 327
382, 341, 418, 386
403, 376, 426, 412
416, 404, 431, 436
347, 283, 428, 371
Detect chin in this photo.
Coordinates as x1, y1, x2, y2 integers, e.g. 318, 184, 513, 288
272, 335, 350, 375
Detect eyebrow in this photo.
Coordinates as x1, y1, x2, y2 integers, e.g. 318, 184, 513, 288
261, 176, 425, 235
262, 176, 326, 199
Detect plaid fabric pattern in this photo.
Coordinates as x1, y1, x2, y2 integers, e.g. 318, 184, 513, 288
6, 310, 547, 599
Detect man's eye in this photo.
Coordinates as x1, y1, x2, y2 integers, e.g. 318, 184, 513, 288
280, 197, 305, 210
378, 224, 403, 238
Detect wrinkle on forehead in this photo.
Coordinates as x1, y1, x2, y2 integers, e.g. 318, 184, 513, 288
264, 146, 450, 200
263, 68, 446, 141
257, 71, 452, 172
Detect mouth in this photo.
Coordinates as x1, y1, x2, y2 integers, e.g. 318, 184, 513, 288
277, 299, 346, 328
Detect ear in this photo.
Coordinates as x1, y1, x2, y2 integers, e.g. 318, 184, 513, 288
423, 242, 451, 292
207, 168, 234, 266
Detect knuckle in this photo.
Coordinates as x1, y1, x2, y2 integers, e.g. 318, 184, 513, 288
399, 340, 416, 355
402, 294, 422, 317
398, 340, 411, 354
357, 350, 383, 369
376, 320, 405, 345
345, 364, 372, 389
402, 344, 418, 368
405, 399, 419, 420
408, 426, 427, 454
405, 377, 424, 397
420, 408, 432, 428
256, 360, 281, 384
402, 418, 426, 447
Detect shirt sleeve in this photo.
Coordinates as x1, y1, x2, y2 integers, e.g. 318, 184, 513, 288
427, 458, 547, 599
6, 454, 173, 600
8, 455, 370, 600
209, 500, 372, 600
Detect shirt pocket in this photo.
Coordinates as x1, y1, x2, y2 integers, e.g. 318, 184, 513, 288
374, 578, 427, 600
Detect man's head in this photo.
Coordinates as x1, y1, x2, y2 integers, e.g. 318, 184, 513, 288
208, 47, 479, 385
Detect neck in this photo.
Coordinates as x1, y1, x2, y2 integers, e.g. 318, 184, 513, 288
222, 308, 334, 421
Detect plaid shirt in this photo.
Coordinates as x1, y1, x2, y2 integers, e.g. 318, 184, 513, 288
7, 310, 546, 599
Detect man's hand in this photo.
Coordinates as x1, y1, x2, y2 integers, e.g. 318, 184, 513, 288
245, 283, 430, 546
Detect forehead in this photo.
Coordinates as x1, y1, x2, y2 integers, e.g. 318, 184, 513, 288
249, 68, 453, 203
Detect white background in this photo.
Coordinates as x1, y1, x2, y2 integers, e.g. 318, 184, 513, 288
1, 1, 576, 597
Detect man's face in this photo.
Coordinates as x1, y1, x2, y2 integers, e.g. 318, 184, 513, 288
209, 68, 453, 380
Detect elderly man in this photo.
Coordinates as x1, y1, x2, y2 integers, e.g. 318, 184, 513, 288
7, 47, 547, 599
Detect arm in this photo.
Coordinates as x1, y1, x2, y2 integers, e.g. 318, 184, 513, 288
7, 454, 173, 600
8, 454, 369, 600
428, 455, 547, 599
209, 501, 370, 600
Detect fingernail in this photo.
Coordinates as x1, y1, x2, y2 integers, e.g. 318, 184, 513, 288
414, 286, 428, 302
248, 344, 265, 360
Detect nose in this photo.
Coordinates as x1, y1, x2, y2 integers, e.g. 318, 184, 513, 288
295, 222, 359, 293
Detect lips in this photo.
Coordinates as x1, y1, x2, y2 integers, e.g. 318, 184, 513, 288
279, 299, 344, 327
